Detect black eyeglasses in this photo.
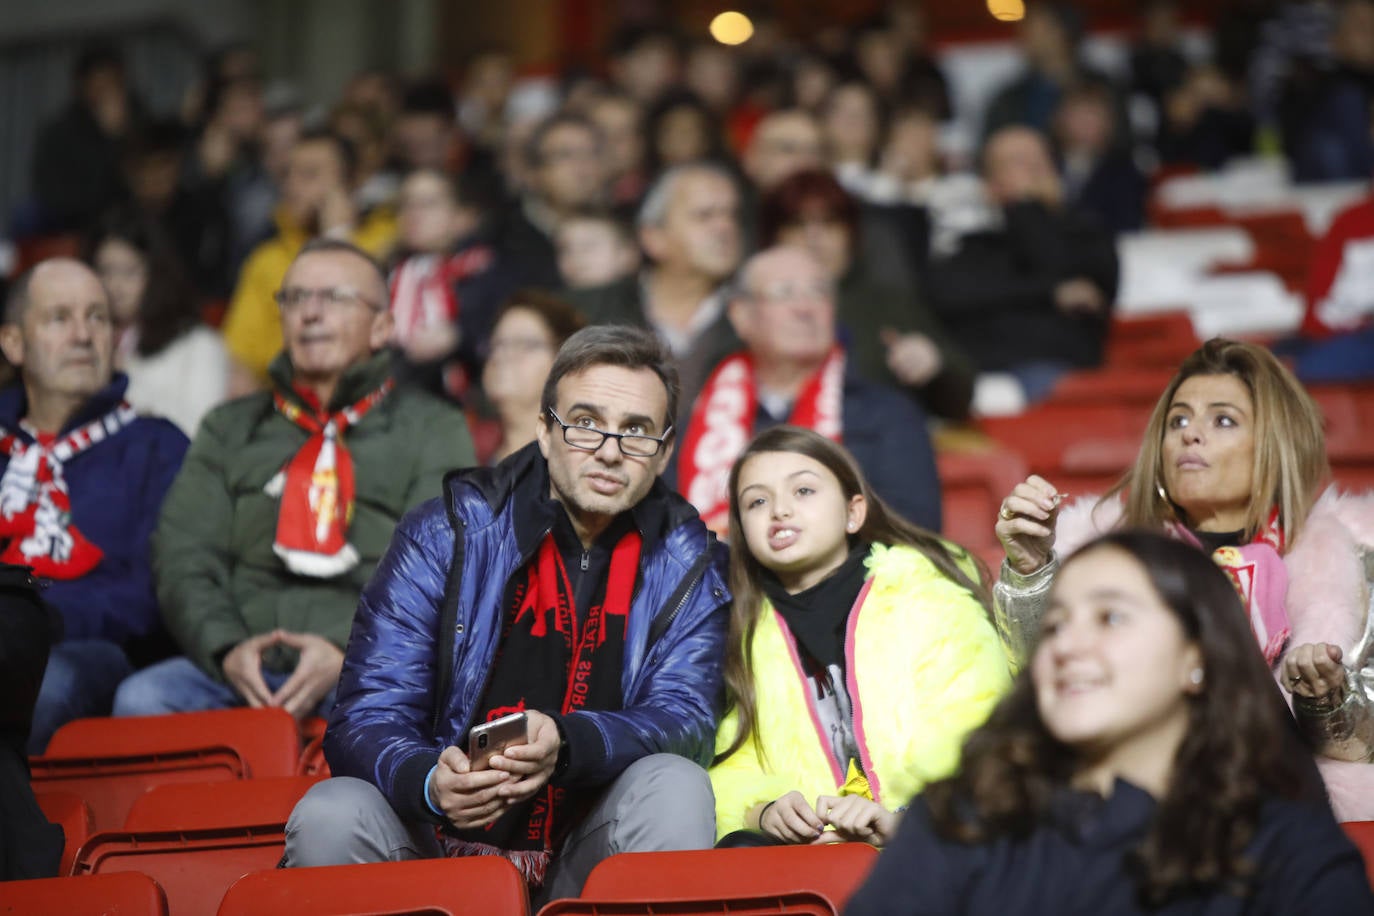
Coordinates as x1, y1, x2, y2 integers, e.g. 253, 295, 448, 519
546, 408, 672, 458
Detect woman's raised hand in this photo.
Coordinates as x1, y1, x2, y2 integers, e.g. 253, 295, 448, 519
1283, 643, 1346, 705
995, 475, 1064, 576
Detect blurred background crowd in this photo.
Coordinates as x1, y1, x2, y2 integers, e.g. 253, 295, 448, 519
1, 0, 1372, 505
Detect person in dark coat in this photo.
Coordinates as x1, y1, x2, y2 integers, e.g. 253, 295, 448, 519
674, 245, 941, 535
927, 126, 1119, 403
0, 259, 188, 754
283, 326, 728, 905
31, 43, 141, 232
847, 530, 1374, 916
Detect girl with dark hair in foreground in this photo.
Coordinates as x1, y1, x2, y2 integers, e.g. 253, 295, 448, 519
847, 531, 1373, 915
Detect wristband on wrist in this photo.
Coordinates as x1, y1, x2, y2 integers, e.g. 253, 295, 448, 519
758, 799, 779, 831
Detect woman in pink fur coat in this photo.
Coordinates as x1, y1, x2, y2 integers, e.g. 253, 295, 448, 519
992, 338, 1374, 821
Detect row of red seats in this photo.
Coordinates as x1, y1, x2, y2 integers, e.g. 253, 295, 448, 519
7, 819, 877, 915
937, 312, 1374, 567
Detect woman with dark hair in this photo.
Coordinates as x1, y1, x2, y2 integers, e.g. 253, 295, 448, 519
84, 208, 229, 436
820, 80, 887, 199
848, 531, 1373, 914
474, 289, 587, 465
759, 169, 974, 420
643, 89, 728, 176
995, 338, 1374, 821
708, 426, 1010, 846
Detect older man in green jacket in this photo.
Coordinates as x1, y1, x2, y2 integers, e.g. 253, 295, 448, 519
115, 238, 474, 719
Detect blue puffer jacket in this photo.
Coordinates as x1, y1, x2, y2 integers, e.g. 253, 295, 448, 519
324, 444, 731, 825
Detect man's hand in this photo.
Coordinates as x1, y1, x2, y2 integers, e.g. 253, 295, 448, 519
814, 794, 899, 846
758, 790, 824, 844
880, 329, 943, 388
429, 745, 512, 830
1053, 278, 1106, 316
269, 631, 345, 718
490, 709, 561, 804
221, 632, 279, 708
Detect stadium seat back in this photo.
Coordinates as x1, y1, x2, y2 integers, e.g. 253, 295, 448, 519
34, 789, 93, 876
29, 746, 245, 832
580, 845, 877, 911
123, 774, 323, 831
73, 825, 287, 916
44, 707, 301, 778
0, 870, 167, 915
1341, 820, 1374, 888
216, 856, 530, 915
537, 892, 836, 915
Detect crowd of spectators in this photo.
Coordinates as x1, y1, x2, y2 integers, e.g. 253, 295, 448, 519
3, 0, 1374, 902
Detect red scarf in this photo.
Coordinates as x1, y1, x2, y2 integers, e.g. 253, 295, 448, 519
388, 248, 493, 402
678, 348, 845, 533
0, 404, 136, 578
440, 529, 642, 885
1169, 508, 1291, 665
267, 380, 393, 577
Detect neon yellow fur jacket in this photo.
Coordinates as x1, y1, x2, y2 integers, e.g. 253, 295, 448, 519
708, 542, 1013, 839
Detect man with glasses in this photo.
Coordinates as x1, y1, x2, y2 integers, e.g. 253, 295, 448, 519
678, 244, 941, 534
286, 324, 729, 904
114, 238, 472, 719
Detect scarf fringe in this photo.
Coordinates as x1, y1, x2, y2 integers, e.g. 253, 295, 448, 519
272, 542, 360, 578
439, 837, 551, 886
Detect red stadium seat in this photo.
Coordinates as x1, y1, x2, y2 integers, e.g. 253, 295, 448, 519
537, 892, 836, 916
937, 447, 1028, 568
29, 746, 247, 833
1103, 312, 1199, 368
0, 871, 167, 915
43, 708, 301, 778
216, 856, 530, 916
34, 789, 93, 876
298, 716, 330, 777
123, 775, 322, 831
579, 845, 878, 912
32, 709, 303, 833
1341, 820, 1374, 888
1046, 366, 1176, 408
72, 825, 287, 916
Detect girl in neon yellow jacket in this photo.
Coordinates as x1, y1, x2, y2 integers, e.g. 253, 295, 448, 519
709, 427, 1012, 845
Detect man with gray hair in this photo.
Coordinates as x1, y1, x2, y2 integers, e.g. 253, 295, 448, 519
0, 258, 188, 752
285, 323, 728, 903
567, 162, 743, 416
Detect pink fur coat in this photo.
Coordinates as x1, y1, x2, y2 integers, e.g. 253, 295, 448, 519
1053, 486, 1374, 820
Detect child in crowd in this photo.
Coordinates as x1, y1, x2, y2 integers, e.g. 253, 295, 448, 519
389, 167, 511, 401
554, 209, 640, 289
847, 531, 1372, 915
708, 426, 1011, 846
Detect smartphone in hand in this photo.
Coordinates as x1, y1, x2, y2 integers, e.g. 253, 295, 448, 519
467, 711, 528, 771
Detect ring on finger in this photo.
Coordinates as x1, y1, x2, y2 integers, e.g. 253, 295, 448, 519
1289, 675, 1303, 687
999, 505, 1016, 521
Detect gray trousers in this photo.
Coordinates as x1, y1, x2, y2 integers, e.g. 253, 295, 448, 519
283, 753, 715, 903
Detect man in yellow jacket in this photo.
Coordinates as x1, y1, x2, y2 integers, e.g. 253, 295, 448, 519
222, 128, 395, 392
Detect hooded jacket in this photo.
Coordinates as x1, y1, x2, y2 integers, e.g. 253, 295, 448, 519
323, 443, 731, 826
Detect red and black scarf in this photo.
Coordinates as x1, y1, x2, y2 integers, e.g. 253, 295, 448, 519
440, 529, 642, 885
0, 403, 137, 578
266, 380, 393, 577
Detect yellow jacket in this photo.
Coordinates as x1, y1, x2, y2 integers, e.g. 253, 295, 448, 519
222, 206, 397, 381
709, 543, 1012, 838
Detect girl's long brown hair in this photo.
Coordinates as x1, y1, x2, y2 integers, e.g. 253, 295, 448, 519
923, 531, 1311, 907
713, 426, 991, 764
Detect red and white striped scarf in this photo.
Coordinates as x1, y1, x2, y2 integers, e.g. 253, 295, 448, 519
678, 348, 845, 534
0, 403, 137, 578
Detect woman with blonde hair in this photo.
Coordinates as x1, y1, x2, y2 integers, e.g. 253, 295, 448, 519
994, 337, 1374, 820
709, 426, 1011, 846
